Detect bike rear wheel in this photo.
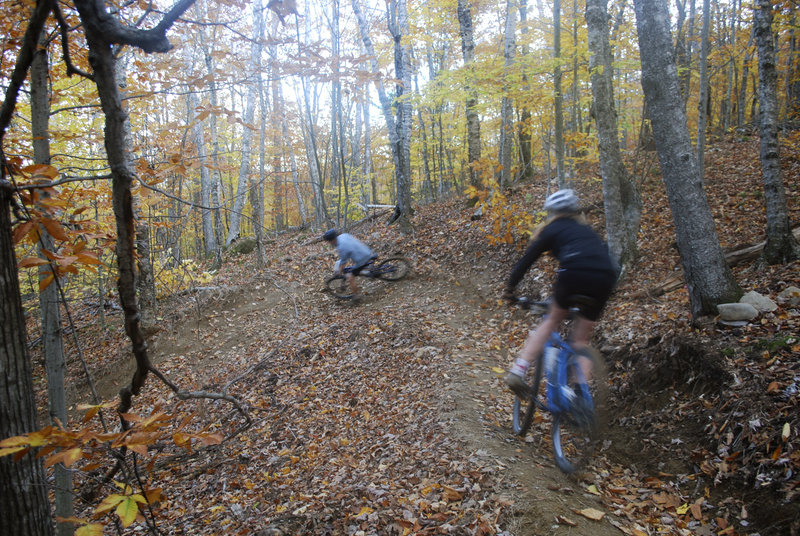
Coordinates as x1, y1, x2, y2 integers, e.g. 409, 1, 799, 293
325, 275, 354, 299
551, 347, 607, 473
374, 257, 410, 281
512, 353, 546, 436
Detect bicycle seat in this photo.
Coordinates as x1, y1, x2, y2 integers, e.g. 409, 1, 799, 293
564, 294, 599, 316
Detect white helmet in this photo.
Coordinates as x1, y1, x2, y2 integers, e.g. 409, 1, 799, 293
543, 189, 579, 212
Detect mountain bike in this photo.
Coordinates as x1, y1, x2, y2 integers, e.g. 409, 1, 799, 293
324, 257, 411, 299
510, 296, 607, 473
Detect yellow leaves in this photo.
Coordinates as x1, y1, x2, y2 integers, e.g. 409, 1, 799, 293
44, 447, 83, 468
95, 492, 146, 527
782, 422, 791, 442
356, 506, 374, 517
74, 523, 104, 536
21, 163, 59, 181
77, 401, 116, 423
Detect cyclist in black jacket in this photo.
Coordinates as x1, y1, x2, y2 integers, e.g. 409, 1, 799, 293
503, 189, 617, 397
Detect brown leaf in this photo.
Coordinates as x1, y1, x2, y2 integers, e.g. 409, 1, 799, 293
574, 507, 605, 521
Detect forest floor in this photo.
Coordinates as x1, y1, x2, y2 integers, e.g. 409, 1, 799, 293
33, 133, 800, 535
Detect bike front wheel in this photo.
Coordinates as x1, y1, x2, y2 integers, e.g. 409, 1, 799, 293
551, 347, 607, 473
512, 353, 546, 436
325, 275, 353, 298
374, 257, 410, 281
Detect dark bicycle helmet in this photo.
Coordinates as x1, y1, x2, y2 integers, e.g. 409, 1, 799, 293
322, 229, 339, 242
543, 189, 579, 213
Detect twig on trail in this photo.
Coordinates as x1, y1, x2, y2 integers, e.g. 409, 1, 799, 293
147, 365, 252, 424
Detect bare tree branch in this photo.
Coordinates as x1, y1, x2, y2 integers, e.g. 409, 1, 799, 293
73, 0, 196, 53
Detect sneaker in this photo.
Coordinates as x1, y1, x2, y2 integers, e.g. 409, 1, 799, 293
505, 372, 530, 398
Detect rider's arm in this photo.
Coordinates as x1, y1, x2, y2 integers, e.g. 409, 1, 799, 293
506, 234, 549, 292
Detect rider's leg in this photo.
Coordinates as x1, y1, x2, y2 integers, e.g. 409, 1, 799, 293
508, 302, 569, 376
505, 302, 569, 395
345, 272, 360, 296
569, 316, 597, 382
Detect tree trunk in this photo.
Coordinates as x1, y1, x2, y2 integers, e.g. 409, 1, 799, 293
754, 0, 800, 263
457, 0, 482, 190
499, 0, 516, 189
188, 89, 218, 257
135, 215, 156, 330
197, 0, 226, 250
389, 0, 414, 230
517, 0, 534, 182
30, 30, 74, 536
1, 178, 53, 536
227, 0, 263, 245
251, 0, 266, 266
586, 0, 641, 276
788, 14, 800, 121
738, 27, 754, 128
351, 0, 407, 227
554, 0, 566, 187
295, 5, 328, 227
277, 81, 307, 226
633, 0, 741, 318
696, 0, 710, 178
0, 4, 57, 529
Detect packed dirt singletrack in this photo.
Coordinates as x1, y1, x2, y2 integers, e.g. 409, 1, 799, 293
54, 136, 800, 535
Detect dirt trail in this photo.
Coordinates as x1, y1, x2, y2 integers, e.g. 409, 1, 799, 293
100, 250, 629, 535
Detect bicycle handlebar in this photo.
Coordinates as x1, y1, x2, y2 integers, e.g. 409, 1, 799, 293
515, 297, 549, 312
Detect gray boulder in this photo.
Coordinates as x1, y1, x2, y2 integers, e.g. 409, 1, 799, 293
717, 302, 759, 322
740, 290, 778, 313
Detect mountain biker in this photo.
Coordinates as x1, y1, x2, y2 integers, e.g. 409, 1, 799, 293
322, 229, 377, 299
502, 189, 617, 397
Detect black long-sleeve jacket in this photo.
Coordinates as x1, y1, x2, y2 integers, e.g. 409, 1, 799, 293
507, 217, 616, 289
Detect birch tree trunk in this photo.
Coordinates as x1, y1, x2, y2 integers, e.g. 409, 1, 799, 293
227, 0, 263, 245
586, 0, 641, 275
390, 0, 414, 229
517, 0, 534, 182
457, 0, 482, 190
188, 88, 218, 257
277, 80, 307, 225
754, 0, 800, 263
197, 0, 226, 248
295, 8, 328, 226
633, 0, 741, 318
251, 0, 266, 265
330, 0, 342, 215
499, 0, 516, 189
351, 0, 408, 228
553, 0, 566, 187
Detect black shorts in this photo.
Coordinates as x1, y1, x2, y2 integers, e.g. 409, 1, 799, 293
346, 257, 377, 276
553, 269, 616, 321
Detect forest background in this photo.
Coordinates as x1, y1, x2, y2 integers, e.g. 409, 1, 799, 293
1, 0, 799, 534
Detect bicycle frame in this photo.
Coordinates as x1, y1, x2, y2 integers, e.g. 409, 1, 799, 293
510, 296, 606, 473
543, 333, 593, 414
